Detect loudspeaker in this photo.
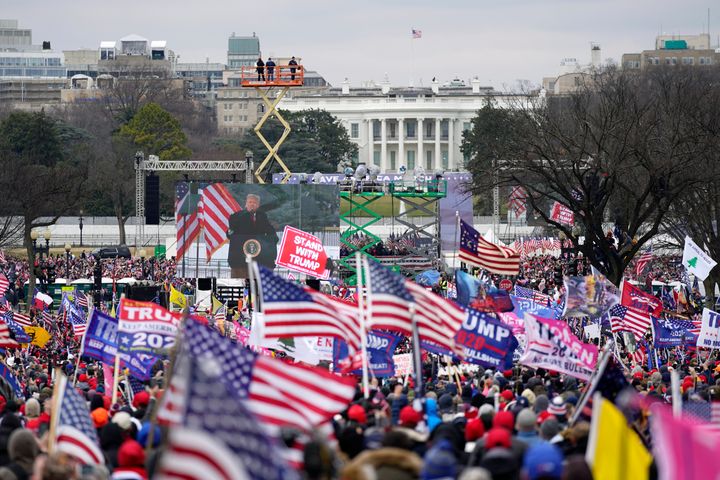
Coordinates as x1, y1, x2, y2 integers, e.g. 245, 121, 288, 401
145, 174, 160, 225
306, 279, 321, 291
197, 277, 215, 291
126, 284, 159, 302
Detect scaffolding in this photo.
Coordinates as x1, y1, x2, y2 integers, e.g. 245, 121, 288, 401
339, 177, 447, 284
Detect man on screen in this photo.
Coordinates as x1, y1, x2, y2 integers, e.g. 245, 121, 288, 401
227, 194, 278, 277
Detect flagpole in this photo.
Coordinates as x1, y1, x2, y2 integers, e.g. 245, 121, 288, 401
247, 255, 257, 328
569, 343, 613, 426
111, 295, 125, 406
452, 211, 459, 272
409, 303, 423, 397
72, 304, 93, 387
355, 253, 370, 399
47, 369, 63, 455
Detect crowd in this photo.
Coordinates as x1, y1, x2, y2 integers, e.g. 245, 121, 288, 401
340, 233, 428, 258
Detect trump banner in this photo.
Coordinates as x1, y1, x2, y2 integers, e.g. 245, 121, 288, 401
697, 308, 720, 349
520, 314, 598, 381
550, 202, 574, 226
562, 274, 620, 318
333, 330, 402, 377
275, 226, 330, 279
621, 281, 663, 316
511, 295, 557, 320
652, 316, 696, 348
118, 299, 183, 356
84, 310, 158, 380
455, 309, 518, 369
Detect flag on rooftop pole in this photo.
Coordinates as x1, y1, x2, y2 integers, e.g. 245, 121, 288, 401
682, 236, 717, 281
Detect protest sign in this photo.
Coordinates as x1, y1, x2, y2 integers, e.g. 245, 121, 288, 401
511, 295, 556, 320
562, 274, 620, 318
394, 353, 413, 376
520, 314, 598, 381
275, 226, 329, 279
455, 309, 518, 369
496, 311, 526, 335
621, 281, 663, 316
118, 299, 182, 356
333, 330, 402, 377
697, 308, 720, 349
550, 202, 574, 226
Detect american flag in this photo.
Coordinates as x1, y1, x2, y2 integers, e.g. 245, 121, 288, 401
3, 314, 30, 344
630, 346, 646, 365
635, 245, 653, 277
12, 312, 31, 327
508, 186, 527, 218
514, 285, 552, 307
201, 183, 241, 261
412, 28, 422, 39
75, 290, 89, 309
0, 250, 6, 264
40, 310, 53, 329
609, 304, 651, 341
67, 304, 87, 338
127, 375, 146, 396
53, 374, 105, 465
158, 319, 356, 434
257, 265, 362, 353
0, 363, 23, 399
0, 274, 8, 298
176, 182, 202, 261
155, 355, 298, 480
459, 220, 519, 275
682, 401, 720, 427
0, 317, 19, 348
364, 259, 466, 356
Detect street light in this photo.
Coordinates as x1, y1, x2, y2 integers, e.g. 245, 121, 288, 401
64, 243, 71, 283
79, 210, 84, 247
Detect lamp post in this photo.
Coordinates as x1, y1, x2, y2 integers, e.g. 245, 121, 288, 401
30, 229, 39, 260
245, 150, 254, 184
79, 210, 84, 247
64, 243, 71, 283
139, 248, 147, 280
43, 228, 51, 259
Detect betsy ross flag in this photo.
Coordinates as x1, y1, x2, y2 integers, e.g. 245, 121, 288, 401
635, 245, 653, 277
609, 304, 651, 341
201, 183, 241, 261
364, 258, 466, 356
52, 373, 105, 465
156, 354, 297, 480
175, 182, 202, 261
158, 319, 356, 434
257, 265, 363, 353
459, 220, 520, 275
412, 28, 422, 38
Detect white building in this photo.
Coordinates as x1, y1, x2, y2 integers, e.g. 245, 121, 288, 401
278, 78, 523, 172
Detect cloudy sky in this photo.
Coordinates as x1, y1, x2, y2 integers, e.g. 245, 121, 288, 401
5, 0, 719, 89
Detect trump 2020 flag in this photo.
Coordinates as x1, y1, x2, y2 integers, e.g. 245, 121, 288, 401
697, 308, 720, 349
682, 236, 717, 281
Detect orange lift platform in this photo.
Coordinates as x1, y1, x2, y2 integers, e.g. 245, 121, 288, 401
240, 65, 305, 183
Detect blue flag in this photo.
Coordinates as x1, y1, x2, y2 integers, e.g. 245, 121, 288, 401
455, 309, 518, 369
333, 330, 402, 377
455, 270, 481, 307
652, 316, 695, 348
0, 363, 23, 399
511, 295, 556, 319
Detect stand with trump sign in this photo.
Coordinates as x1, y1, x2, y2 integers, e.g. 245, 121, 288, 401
275, 225, 330, 279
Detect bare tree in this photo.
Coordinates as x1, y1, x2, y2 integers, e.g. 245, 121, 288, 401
463, 66, 718, 285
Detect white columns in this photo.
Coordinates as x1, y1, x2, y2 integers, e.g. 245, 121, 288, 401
398, 118, 405, 170
417, 118, 423, 169
434, 118, 441, 171
366, 119, 374, 166
380, 118, 387, 171
447, 118, 454, 170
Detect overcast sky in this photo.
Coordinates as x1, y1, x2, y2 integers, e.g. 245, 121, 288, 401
5, 0, 719, 89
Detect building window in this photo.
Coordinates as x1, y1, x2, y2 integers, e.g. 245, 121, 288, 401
350, 122, 359, 139
373, 150, 381, 166
441, 120, 449, 139
682, 57, 694, 65
389, 122, 396, 138
373, 121, 380, 140
426, 150, 433, 170
407, 150, 415, 170
406, 121, 415, 138
463, 122, 471, 132
390, 151, 396, 171
426, 122, 433, 138
442, 150, 448, 169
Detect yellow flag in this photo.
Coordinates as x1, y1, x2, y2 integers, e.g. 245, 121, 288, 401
23, 327, 51, 348
586, 396, 652, 480
211, 295, 223, 315
170, 285, 187, 309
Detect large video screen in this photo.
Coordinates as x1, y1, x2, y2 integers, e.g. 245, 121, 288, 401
176, 182, 339, 278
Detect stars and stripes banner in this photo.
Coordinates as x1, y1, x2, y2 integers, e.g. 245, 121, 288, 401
459, 220, 520, 275
175, 182, 202, 261
201, 183, 242, 261
363, 258, 466, 356
256, 265, 362, 353
11, 312, 31, 328
635, 245, 653, 277
0, 318, 19, 349
66, 303, 88, 338
52, 373, 105, 465
508, 186, 527, 219
0, 274, 8, 298
609, 304, 651, 341
74, 290, 89, 309
514, 285, 552, 308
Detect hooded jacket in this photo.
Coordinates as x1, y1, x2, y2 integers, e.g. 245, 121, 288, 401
341, 447, 423, 480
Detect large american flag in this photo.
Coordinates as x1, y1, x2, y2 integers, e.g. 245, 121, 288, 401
635, 245, 653, 277
609, 304, 651, 341
508, 186, 527, 218
201, 183, 241, 261
54, 374, 105, 465
12, 312, 31, 328
514, 285, 553, 307
364, 259, 465, 356
158, 319, 356, 434
0, 317, 19, 348
3, 314, 30, 344
257, 265, 362, 352
156, 356, 297, 480
682, 401, 720, 429
176, 182, 202, 261
0, 274, 8, 298
67, 304, 87, 338
459, 220, 519, 275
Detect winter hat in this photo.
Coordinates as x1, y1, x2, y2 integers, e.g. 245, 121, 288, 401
137, 422, 161, 448
547, 397, 566, 416
347, 404, 367, 425
111, 411, 133, 431
540, 417, 560, 441
533, 394, 549, 413
523, 442, 564, 480
399, 405, 422, 428
516, 408, 537, 432
500, 390, 514, 403
118, 439, 146, 468
132, 391, 150, 409
465, 418, 485, 442
492, 410, 514, 432
421, 439, 457, 480
521, 389, 537, 406
91, 408, 109, 429
536, 411, 555, 425
438, 393, 454, 414
485, 427, 511, 449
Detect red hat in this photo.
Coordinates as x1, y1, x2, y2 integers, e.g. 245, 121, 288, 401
485, 427, 511, 449
633, 371, 644, 380
132, 391, 150, 409
500, 390, 514, 402
492, 410, 514, 432
78, 374, 88, 382
347, 404, 367, 425
536, 411, 556, 425
464, 406, 479, 419
399, 405, 422, 428
503, 369, 513, 378
117, 439, 147, 471
465, 418, 485, 442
